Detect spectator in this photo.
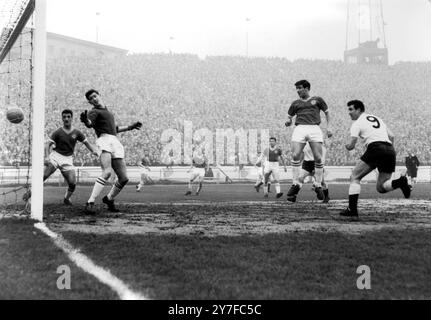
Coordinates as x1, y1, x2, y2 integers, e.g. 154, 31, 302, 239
405, 151, 420, 185
1, 55, 430, 166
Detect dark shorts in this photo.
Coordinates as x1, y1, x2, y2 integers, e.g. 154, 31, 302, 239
406, 168, 418, 178
361, 142, 396, 173
302, 160, 315, 174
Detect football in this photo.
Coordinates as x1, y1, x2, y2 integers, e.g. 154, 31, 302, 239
6, 106, 24, 124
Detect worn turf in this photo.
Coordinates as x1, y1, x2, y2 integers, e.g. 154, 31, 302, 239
1, 183, 430, 299
59, 229, 431, 299
0, 219, 116, 299
2, 183, 431, 206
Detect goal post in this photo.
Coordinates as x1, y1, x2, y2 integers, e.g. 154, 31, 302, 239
0, 0, 35, 65
31, 0, 46, 221
0, 0, 46, 221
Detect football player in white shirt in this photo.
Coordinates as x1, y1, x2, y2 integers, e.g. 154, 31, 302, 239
136, 151, 152, 192
185, 145, 209, 196
340, 100, 411, 218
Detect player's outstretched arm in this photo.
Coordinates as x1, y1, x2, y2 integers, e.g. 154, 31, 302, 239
80, 110, 92, 128
45, 140, 54, 164
117, 121, 142, 133
285, 115, 293, 127
281, 155, 287, 172
83, 140, 99, 157
345, 137, 358, 151
324, 110, 332, 138
387, 127, 395, 144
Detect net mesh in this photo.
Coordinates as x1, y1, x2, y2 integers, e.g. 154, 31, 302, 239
0, 0, 34, 211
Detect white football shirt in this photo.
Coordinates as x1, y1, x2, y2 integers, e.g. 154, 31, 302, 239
350, 113, 391, 146
303, 143, 326, 162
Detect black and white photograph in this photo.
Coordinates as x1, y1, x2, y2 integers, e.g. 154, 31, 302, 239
1, 0, 431, 305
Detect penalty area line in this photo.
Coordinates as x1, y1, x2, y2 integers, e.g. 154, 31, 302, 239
34, 222, 148, 300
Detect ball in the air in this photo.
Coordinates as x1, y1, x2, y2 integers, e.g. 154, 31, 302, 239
6, 107, 24, 124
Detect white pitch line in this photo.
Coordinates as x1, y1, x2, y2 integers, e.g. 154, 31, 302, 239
34, 222, 148, 300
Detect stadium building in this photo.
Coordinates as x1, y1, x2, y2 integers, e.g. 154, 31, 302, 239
1, 28, 128, 60
46, 32, 128, 59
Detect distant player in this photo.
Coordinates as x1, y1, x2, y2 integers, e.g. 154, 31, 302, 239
340, 100, 410, 217
262, 137, 287, 198
285, 79, 332, 202
80, 89, 142, 214
165, 149, 175, 169
405, 151, 420, 186
24, 109, 98, 205
185, 144, 209, 196
254, 151, 272, 193
136, 151, 152, 192
295, 142, 330, 203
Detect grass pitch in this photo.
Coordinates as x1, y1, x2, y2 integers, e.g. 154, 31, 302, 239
0, 219, 116, 299
1, 183, 431, 299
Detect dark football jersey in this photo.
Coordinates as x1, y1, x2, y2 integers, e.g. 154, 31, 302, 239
50, 128, 85, 156
405, 156, 419, 169
87, 106, 117, 137
140, 156, 151, 166
265, 147, 282, 162
288, 96, 328, 125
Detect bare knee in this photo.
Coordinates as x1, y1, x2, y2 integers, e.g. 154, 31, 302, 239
350, 175, 361, 184
292, 153, 302, 161
116, 171, 129, 185
68, 183, 76, 193
101, 169, 112, 180
119, 178, 129, 186
376, 184, 387, 194
376, 186, 386, 193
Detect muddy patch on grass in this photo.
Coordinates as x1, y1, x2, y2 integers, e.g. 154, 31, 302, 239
0, 207, 29, 220
41, 199, 431, 236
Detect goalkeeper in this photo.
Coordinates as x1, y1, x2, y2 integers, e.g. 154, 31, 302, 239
80, 89, 142, 214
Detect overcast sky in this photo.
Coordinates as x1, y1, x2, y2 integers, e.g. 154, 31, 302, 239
46, 0, 431, 63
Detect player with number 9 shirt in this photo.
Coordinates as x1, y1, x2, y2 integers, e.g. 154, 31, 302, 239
340, 100, 411, 217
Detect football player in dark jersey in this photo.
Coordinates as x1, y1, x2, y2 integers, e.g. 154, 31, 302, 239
23, 109, 97, 205
285, 80, 332, 202
81, 89, 142, 214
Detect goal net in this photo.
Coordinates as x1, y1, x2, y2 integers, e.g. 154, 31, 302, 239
0, 0, 45, 220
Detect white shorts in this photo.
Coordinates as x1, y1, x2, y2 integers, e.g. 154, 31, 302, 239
190, 167, 205, 179
292, 125, 324, 143
258, 166, 274, 182
96, 134, 125, 159
139, 167, 150, 175
49, 151, 74, 172
264, 161, 279, 174
264, 161, 280, 180
257, 167, 264, 180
